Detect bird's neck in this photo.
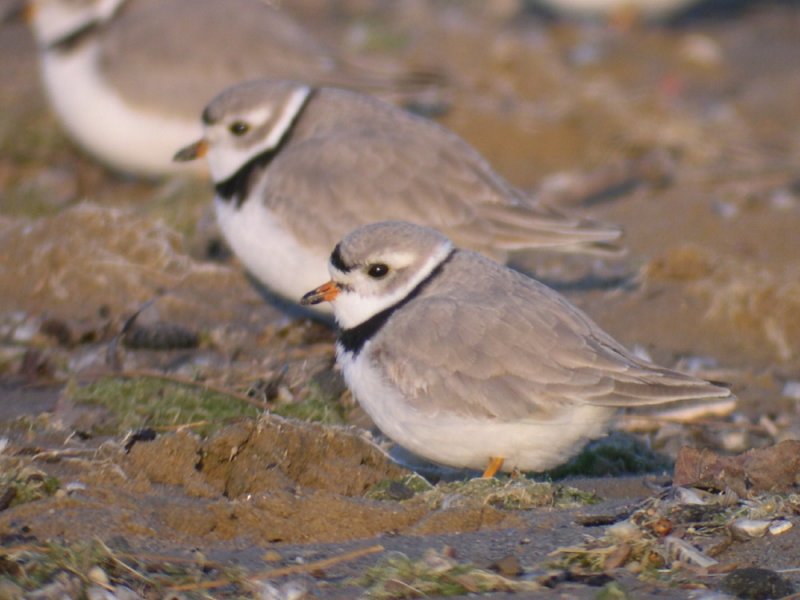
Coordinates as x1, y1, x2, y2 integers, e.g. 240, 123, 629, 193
214, 88, 319, 207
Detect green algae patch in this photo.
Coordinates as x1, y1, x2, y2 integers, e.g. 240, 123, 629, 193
65, 376, 261, 436
270, 380, 347, 425
0, 538, 248, 597
368, 475, 599, 510
358, 549, 541, 599
0, 467, 60, 509
262, 368, 348, 426
547, 432, 673, 480
423, 478, 599, 511
366, 473, 436, 501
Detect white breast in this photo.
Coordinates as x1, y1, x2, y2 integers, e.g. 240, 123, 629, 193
338, 342, 615, 472
39, 45, 204, 177
534, 0, 699, 18
214, 189, 331, 311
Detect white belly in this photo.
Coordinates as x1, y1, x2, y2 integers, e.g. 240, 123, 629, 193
40, 45, 205, 178
534, 0, 699, 18
339, 343, 614, 472
214, 193, 332, 312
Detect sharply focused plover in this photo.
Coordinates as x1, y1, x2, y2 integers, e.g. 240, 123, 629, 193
301, 221, 734, 476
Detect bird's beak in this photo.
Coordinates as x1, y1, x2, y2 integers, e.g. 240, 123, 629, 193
173, 138, 208, 162
300, 280, 340, 305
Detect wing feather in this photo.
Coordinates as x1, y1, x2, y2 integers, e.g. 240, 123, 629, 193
366, 253, 732, 421
263, 125, 621, 258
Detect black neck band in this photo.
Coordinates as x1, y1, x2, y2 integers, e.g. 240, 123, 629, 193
48, 19, 101, 53
215, 88, 317, 208
338, 250, 456, 356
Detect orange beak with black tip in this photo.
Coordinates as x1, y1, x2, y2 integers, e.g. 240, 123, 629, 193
300, 281, 340, 306
173, 138, 208, 162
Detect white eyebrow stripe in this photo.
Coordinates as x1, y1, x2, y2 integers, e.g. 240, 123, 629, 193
263, 86, 311, 149
228, 106, 274, 129
375, 251, 417, 269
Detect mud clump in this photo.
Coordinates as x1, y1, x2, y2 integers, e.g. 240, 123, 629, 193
673, 440, 800, 497
123, 416, 421, 542
120, 415, 545, 544
125, 429, 218, 498
196, 417, 408, 498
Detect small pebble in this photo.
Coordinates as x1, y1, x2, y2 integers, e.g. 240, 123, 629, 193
674, 487, 708, 505
730, 519, 770, 540
595, 581, 630, 600
651, 518, 672, 537
112, 587, 144, 600
770, 189, 797, 211
677, 355, 719, 374
719, 430, 750, 453
720, 567, 795, 600
86, 585, 115, 600
768, 520, 793, 536
665, 535, 718, 568
679, 33, 723, 67
11, 316, 41, 343
712, 199, 739, 220
254, 580, 312, 600
88, 586, 143, 600
262, 549, 283, 562
490, 554, 522, 577
606, 521, 641, 543
568, 42, 602, 67
87, 566, 109, 586
781, 381, 800, 400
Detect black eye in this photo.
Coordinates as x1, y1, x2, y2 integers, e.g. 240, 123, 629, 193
229, 121, 249, 136
367, 263, 389, 279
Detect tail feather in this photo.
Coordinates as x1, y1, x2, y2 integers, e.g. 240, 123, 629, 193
477, 202, 625, 256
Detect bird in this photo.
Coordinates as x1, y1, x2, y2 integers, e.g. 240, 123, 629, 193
300, 221, 734, 477
21, 0, 437, 177
173, 78, 623, 311
532, 0, 702, 20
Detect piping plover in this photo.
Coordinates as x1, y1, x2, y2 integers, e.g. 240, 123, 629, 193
22, 0, 434, 177
533, 0, 701, 19
174, 79, 622, 311
301, 221, 734, 476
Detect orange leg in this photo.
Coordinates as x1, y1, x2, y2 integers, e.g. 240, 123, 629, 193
482, 456, 504, 479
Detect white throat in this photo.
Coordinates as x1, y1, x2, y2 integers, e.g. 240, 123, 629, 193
332, 242, 453, 330
206, 86, 311, 182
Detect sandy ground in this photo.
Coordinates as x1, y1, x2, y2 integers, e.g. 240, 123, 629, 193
1, 1, 800, 598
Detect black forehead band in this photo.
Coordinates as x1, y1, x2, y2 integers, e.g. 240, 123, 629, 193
201, 106, 216, 126
329, 244, 351, 273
